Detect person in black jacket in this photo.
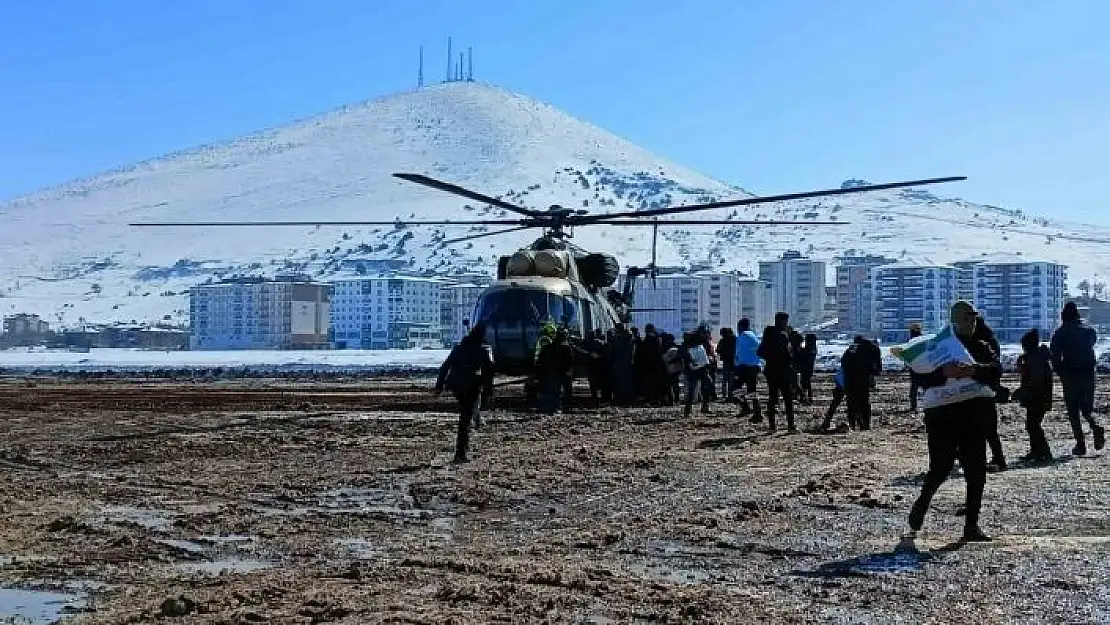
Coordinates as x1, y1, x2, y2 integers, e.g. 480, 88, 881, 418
797, 333, 818, 405
972, 319, 1008, 472
758, 312, 796, 432
717, 327, 737, 402
1050, 302, 1105, 456
637, 324, 666, 406
907, 301, 997, 543
1016, 328, 1054, 462
435, 322, 495, 464
842, 335, 882, 430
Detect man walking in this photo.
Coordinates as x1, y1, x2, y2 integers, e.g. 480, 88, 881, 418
435, 323, 495, 464
717, 327, 737, 402
1050, 302, 1105, 456
734, 319, 763, 422
758, 312, 796, 432
907, 301, 997, 542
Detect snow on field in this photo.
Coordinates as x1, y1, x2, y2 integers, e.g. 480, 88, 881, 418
0, 348, 450, 372
0, 339, 1040, 374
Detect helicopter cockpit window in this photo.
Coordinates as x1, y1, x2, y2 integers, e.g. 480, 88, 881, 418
474, 290, 580, 331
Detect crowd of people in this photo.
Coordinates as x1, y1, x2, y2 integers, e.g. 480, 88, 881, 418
437, 302, 1105, 541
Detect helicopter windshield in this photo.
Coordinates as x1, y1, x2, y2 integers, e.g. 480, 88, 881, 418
474, 289, 579, 330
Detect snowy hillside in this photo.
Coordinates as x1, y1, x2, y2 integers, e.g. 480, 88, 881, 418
2, 81, 1110, 327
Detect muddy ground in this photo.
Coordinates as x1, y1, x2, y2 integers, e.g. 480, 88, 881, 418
0, 374, 1108, 624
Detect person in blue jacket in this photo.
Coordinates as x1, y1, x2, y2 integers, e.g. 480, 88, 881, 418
733, 318, 763, 422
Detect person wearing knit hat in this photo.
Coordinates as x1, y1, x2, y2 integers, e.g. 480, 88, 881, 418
1050, 301, 1104, 456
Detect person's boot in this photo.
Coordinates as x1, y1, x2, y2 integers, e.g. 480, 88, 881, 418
683, 405, 692, 418
1094, 425, 1106, 451
1074, 438, 1088, 457
986, 457, 1006, 473
962, 526, 993, 542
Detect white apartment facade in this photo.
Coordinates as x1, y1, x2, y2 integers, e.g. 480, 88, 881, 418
871, 262, 960, 342
835, 254, 894, 333
970, 256, 1067, 342
189, 279, 331, 350
738, 278, 775, 331
331, 276, 443, 349
758, 251, 827, 329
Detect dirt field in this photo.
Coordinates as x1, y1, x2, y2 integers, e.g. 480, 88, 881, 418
1, 374, 1109, 624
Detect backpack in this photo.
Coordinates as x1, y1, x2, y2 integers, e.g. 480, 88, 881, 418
687, 344, 709, 370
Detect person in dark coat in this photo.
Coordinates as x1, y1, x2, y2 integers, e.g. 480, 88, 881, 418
611, 324, 636, 407
637, 324, 666, 405
842, 335, 882, 430
788, 330, 806, 403
661, 332, 683, 406
584, 329, 609, 406
680, 329, 713, 417
717, 327, 737, 402
758, 312, 796, 432
972, 319, 1008, 472
435, 322, 495, 463
907, 323, 926, 412
1016, 328, 1054, 462
1050, 302, 1105, 456
535, 327, 576, 414
797, 333, 818, 404
907, 301, 997, 543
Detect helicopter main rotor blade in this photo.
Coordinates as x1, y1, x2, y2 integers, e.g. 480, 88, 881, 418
393, 173, 545, 219
589, 219, 848, 226
129, 219, 531, 227
574, 176, 966, 225
442, 225, 537, 245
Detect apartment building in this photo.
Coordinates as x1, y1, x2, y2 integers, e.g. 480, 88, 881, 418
757, 251, 827, 328
189, 278, 331, 350
871, 262, 961, 342
331, 276, 442, 349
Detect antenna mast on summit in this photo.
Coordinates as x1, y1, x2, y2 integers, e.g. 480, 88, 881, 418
467, 47, 473, 81
418, 46, 424, 88
445, 37, 452, 82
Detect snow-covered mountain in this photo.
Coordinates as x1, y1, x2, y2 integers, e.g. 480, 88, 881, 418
2, 81, 1110, 327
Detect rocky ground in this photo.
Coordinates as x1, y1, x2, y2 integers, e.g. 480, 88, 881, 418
0, 374, 1108, 624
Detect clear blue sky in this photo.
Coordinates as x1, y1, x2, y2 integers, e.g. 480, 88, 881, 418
2, 0, 1107, 223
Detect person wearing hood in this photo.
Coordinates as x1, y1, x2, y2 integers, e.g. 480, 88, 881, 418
758, 312, 796, 432
907, 301, 998, 543
436, 322, 495, 463
1050, 302, 1105, 456
734, 318, 763, 422
1016, 328, 1054, 462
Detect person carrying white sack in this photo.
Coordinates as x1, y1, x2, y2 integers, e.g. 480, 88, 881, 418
890, 301, 999, 543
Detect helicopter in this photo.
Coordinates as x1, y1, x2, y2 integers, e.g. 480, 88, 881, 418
133, 172, 966, 375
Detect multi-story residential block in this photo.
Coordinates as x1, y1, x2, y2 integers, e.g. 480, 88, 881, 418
189, 278, 331, 350
737, 278, 775, 331
835, 254, 894, 332
871, 262, 960, 342
970, 256, 1067, 342
758, 251, 827, 328
330, 276, 442, 349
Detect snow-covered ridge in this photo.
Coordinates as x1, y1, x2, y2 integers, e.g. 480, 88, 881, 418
2, 82, 1109, 327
